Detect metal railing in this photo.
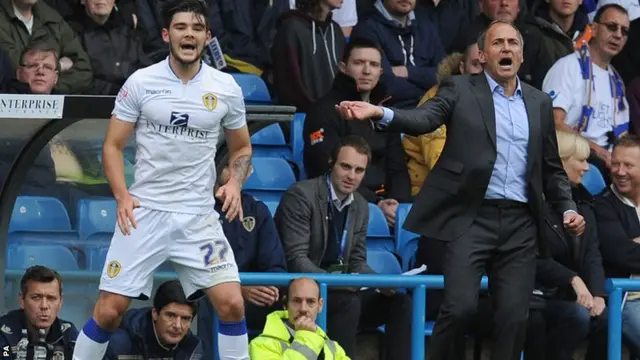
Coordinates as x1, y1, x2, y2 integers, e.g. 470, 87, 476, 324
607, 278, 639, 360
7, 269, 637, 359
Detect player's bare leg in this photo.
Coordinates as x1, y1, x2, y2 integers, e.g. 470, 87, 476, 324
73, 291, 131, 360
205, 281, 248, 360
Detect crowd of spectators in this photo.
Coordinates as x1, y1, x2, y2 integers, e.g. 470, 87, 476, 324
1, 0, 640, 358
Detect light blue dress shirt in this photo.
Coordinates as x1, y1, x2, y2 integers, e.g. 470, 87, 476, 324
483, 72, 529, 203
378, 72, 530, 203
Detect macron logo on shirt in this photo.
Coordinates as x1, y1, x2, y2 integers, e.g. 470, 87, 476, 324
170, 112, 189, 127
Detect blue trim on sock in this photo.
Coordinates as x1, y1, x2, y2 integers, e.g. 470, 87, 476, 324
218, 319, 248, 336
82, 318, 112, 344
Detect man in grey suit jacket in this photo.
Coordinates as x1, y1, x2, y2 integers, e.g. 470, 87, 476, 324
274, 135, 412, 360
337, 21, 586, 360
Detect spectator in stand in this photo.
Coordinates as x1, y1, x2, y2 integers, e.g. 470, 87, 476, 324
590, 0, 640, 84
249, 278, 349, 359
628, 78, 640, 135
271, 0, 345, 113
105, 280, 203, 359
0, 0, 92, 94
66, 0, 150, 95
416, 0, 479, 54
275, 135, 413, 360
209, 0, 288, 77
594, 135, 640, 355
9, 39, 59, 94
530, 0, 590, 65
0, 266, 78, 359
303, 38, 411, 225
198, 165, 287, 359
403, 42, 483, 197
0, 45, 13, 92
351, 0, 445, 109
451, 0, 552, 89
525, 131, 608, 360
291, 0, 359, 36
542, 4, 630, 180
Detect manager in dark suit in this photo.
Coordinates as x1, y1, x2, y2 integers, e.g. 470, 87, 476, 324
338, 21, 586, 360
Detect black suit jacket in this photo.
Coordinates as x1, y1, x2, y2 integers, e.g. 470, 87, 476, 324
384, 73, 577, 247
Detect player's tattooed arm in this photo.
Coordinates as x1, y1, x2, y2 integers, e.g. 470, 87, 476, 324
231, 154, 252, 185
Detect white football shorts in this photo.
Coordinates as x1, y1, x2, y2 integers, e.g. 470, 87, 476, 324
99, 207, 240, 300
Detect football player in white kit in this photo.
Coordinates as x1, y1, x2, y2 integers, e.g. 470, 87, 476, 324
72, 1, 252, 359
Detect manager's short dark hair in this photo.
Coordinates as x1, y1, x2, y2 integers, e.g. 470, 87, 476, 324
613, 134, 640, 151
153, 280, 197, 315
20, 266, 62, 296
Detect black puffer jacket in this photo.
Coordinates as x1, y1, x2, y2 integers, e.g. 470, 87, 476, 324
68, 6, 150, 95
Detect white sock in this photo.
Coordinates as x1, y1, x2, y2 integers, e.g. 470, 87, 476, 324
218, 319, 249, 360
72, 318, 111, 360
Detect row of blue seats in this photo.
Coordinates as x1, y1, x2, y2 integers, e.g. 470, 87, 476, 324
8, 195, 420, 271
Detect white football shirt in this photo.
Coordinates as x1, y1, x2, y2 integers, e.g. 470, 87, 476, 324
112, 58, 247, 214
542, 51, 629, 147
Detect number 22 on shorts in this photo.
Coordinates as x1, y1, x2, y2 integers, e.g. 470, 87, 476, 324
200, 240, 229, 266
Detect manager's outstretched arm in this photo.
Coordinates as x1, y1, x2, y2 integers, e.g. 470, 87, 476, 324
336, 77, 457, 136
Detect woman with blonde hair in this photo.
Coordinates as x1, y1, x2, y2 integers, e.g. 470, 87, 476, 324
525, 131, 608, 360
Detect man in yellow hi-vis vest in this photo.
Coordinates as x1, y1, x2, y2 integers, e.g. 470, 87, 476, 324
249, 278, 349, 359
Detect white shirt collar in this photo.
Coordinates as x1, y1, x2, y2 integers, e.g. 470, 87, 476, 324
326, 177, 354, 212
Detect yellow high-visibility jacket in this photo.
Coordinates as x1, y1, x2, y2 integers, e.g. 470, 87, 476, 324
249, 311, 349, 360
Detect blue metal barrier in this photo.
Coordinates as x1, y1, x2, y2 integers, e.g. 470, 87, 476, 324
606, 278, 640, 360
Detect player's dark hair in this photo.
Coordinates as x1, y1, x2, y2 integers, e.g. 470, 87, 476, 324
613, 134, 640, 151
20, 38, 60, 71
20, 266, 62, 297
593, 3, 628, 23
341, 38, 383, 63
153, 280, 197, 315
162, 0, 209, 30
328, 135, 372, 167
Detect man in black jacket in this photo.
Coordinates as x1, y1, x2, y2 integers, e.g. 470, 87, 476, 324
303, 38, 411, 225
0, 266, 78, 360
595, 134, 640, 354
67, 0, 150, 95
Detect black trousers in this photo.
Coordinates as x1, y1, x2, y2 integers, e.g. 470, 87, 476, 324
428, 201, 537, 360
326, 289, 413, 360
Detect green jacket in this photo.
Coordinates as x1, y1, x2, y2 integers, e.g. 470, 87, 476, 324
249, 311, 349, 360
0, 0, 92, 93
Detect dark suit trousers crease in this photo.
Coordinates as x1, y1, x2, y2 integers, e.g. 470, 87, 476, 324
326, 289, 413, 360
428, 203, 537, 360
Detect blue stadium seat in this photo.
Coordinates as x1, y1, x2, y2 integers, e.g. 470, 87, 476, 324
582, 163, 607, 196
366, 249, 402, 274
399, 237, 419, 272
8, 231, 79, 247
10, 196, 71, 232
395, 203, 420, 255
366, 203, 395, 252
7, 244, 79, 270
261, 200, 279, 217
244, 158, 296, 202
230, 73, 271, 104
76, 199, 117, 241
290, 113, 307, 180
251, 124, 292, 159
87, 245, 109, 271
367, 203, 391, 237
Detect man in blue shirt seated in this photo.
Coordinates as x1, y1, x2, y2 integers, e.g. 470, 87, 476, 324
198, 165, 287, 358
0, 266, 78, 360
104, 280, 202, 360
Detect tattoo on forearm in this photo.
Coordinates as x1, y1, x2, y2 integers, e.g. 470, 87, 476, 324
232, 155, 251, 183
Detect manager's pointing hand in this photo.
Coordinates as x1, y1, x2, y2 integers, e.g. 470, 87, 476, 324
335, 101, 384, 121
